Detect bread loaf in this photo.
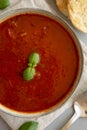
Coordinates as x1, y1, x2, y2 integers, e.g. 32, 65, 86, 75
56, 0, 68, 16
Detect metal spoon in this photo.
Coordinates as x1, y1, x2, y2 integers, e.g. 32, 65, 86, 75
61, 91, 87, 130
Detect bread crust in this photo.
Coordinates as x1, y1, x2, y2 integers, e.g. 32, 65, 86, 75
56, 0, 68, 16
68, 0, 87, 33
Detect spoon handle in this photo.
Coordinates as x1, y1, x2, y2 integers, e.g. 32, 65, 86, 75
61, 112, 80, 130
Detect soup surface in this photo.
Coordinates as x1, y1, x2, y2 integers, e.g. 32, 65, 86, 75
0, 13, 79, 112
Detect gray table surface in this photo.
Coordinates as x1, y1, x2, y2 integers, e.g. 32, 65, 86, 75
0, 0, 87, 130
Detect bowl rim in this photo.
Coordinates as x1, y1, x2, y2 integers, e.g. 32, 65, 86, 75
0, 8, 83, 118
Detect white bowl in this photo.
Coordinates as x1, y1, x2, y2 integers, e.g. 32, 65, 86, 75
0, 8, 83, 117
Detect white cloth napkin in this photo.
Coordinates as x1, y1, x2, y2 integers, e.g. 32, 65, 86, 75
0, 0, 87, 130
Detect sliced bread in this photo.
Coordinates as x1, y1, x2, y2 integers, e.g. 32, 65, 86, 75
68, 0, 87, 33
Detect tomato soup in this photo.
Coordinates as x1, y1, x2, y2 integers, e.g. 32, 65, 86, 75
0, 13, 79, 113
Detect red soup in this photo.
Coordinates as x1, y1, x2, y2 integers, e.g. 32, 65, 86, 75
0, 13, 79, 113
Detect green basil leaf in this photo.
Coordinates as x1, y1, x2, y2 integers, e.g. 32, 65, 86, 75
29, 53, 40, 67
0, 0, 10, 9
19, 121, 39, 130
23, 67, 35, 81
